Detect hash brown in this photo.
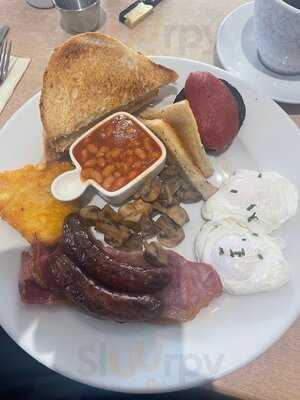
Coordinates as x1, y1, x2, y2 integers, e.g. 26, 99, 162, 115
0, 162, 79, 244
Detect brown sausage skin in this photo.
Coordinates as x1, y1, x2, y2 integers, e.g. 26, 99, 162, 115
63, 214, 171, 294
50, 254, 162, 322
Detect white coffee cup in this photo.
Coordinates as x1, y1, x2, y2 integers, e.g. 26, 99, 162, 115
254, 0, 300, 75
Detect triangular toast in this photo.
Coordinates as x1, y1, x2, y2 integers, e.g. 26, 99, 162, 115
40, 33, 178, 160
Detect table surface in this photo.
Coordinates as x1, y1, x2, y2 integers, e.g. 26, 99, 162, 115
0, 1, 299, 400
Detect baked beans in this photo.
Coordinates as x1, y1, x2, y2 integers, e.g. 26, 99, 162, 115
73, 114, 162, 192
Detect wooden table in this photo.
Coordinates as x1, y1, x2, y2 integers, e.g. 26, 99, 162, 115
0, 1, 299, 399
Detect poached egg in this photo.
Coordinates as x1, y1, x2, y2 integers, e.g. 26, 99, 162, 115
202, 170, 298, 234
195, 219, 289, 295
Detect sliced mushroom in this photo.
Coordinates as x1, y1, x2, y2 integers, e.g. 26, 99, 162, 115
140, 216, 160, 239
95, 220, 132, 248
98, 204, 139, 231
100, 204, 123, 224
140, 176, 162, 203
159, 183, 178, 207
79, 205, 101, 224
120, 234, 144, 252
168, 176, 183, 195
133, 191, 141, 200
176, 180, 202, 203
153, 202, 189, 227
118, 199, 152, 224
159, 175, 184, 207
167, 205, 190, 226
152, 201, 167, 214
160, 164, 179, 181
144, 241, 168, 267
176, 188, 202, 203
155, 215, 185, 248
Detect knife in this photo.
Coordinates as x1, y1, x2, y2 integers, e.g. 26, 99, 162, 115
0, 26, 9, 46
119, 0, 163, 28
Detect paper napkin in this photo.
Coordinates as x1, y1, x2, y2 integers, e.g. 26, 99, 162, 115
0, 56, 31, 115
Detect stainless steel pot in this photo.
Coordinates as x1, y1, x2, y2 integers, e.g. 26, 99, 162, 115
52, 0, 100, 33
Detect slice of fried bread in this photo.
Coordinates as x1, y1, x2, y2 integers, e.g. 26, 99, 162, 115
140, 100, 214, 178
142, 119, 217, 200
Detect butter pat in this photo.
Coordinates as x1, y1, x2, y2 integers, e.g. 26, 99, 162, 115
124, 3, 154, 28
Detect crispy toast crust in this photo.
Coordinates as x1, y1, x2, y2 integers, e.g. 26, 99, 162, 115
40, 33, 178, 160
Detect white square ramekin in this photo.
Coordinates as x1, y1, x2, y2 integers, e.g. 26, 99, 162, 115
51, 112, 166, 205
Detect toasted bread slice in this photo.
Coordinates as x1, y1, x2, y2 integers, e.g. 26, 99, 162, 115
140, 100, 214, 178
40, 33, 178, 161
43, 89, 159, 161
142, 119, 217, 200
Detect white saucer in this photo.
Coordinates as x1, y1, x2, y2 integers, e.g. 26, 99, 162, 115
216, 2, 300, 104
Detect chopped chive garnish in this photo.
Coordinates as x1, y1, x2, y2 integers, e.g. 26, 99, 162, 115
229, 248, 246, 258
248, 212, 259, 223
247, 204, 256, 211
219, 247, 224, 256
252, 232, 259, 237
258, 254, 264, 260
230, 189, 238, 193
236, 248, 245, 257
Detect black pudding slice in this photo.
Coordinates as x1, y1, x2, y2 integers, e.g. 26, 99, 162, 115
174, 79, 246, 129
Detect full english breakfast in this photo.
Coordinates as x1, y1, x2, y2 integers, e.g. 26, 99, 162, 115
0, 33, 298, 324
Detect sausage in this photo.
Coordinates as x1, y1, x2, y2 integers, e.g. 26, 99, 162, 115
50, 254, 162, 322
63, 214, 171, 294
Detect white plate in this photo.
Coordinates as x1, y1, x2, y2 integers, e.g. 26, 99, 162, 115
0, 56, 299, 394
216, 2, 300, 104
